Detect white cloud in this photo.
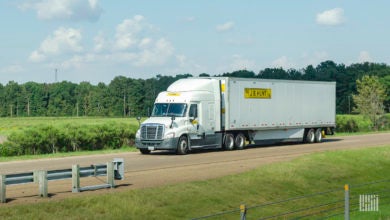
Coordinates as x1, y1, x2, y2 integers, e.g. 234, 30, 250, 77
300, 51, 329, 66
316, 8, 345, 26
270, 52, 329, 70
185, 16, 196, 22
172, 54, 203, 74
93, 32, 106, 52
61, 15, 176, 70
230, 55, 256, 70
271, 56, 295, 69
0, 64, 25, 73
134, 38, 174, 66
28, 14, 179, 77
358, 51, 372, 62
226, 36, 254, 46
216, 21, 235, 32
29, 27, 83, 62
139, 38, 152, 49
19, 0, 103, 22
114, 15, 147, 50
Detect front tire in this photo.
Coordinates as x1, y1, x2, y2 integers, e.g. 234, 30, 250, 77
140, 149, 151, 154
177, 135, 189, 155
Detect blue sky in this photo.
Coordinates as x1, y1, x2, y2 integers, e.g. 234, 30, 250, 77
1, 0, 389, 84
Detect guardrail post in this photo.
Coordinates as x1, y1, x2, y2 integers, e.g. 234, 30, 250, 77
107, 162, 115, 188
38, 170, 48, 197
33, 171, 38, 183
240, 204, 246, 220
0, 175, 6, 203
344, 184, 350, 220
72, 164, 80, 193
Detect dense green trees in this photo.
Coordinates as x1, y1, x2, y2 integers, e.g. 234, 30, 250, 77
0, 61, 388, 117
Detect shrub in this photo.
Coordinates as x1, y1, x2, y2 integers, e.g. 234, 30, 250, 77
336, 114, 377, 132
3, 122, 137, 156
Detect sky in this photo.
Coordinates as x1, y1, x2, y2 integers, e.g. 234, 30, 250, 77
1, 0, 389, 85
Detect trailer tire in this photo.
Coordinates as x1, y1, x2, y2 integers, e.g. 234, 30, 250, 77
235, 133, 246, 150
223, 133, 235, 150
177, 135, 189, 155
140, 149, 151, 154
305, 129, 315, 143
314, 128, 322, 143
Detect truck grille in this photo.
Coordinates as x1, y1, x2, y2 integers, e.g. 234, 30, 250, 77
141, 124, 164, 140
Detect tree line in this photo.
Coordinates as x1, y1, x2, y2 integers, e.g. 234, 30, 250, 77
0, 60, 389, 117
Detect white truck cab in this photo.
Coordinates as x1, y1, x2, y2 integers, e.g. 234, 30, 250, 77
135, 78, 223, 154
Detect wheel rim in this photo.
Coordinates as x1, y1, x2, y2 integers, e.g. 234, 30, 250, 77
180, 139, 188, 153
225, 134, 234, 150
235, 134, 245, 149
316, 129, 322, 142
307, 129, 315, 143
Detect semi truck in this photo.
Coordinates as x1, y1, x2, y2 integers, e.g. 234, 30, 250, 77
135, 77, 336, 154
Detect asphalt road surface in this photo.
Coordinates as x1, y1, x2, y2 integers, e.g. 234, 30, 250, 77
1, 133, 389, 204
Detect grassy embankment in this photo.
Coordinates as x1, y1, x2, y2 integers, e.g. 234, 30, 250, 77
0, 146, 388, 219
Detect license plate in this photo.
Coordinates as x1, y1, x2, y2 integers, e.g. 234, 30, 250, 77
148, 147, 155, 151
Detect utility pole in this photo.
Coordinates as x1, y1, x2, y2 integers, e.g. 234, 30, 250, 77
76, 102, 79, 117
348, 95, 351, 114
10, 105, 13, 117
123, 94, 126, 117
27, 98, 30, 116
55, 68, 58, 83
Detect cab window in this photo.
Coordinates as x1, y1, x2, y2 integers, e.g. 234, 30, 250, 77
189, 104, 198, 118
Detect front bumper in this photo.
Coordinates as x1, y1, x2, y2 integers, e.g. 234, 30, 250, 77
135, 137, 179, 151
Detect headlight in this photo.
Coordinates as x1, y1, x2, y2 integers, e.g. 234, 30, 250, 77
135, 129, 141, 139
165, 132, 175, 139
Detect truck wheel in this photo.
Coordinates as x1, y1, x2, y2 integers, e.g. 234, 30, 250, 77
314, 128, 322, 143
177, 136, 189, 155
305, 129, 315, 143
140, 149, 151, 154
223, 133, 234, 150
235, 133, 246, 150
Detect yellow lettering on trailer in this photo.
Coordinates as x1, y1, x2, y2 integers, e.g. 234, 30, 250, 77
244, 88, 272, 99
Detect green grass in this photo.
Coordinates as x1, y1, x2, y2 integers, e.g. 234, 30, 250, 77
0, 146, 388, 219
0, 117, 141, 136
335, 130, 390, 136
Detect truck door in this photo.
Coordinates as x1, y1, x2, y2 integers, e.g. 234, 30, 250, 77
187, 103, 204, 146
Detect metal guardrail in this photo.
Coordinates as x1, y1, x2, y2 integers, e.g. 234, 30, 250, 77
0, 158, 124, 203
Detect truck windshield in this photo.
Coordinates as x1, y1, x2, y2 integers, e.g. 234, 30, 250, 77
151, 103, 187, 117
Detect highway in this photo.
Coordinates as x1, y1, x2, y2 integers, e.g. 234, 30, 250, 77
1, 133, 389, 204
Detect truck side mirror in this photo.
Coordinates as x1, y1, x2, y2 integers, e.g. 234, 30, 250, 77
170, 116, 176, 128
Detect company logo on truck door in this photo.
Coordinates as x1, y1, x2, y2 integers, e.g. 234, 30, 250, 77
244, 88, 272, 99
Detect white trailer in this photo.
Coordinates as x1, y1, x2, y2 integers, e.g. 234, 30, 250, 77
135, 77, 336, 154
